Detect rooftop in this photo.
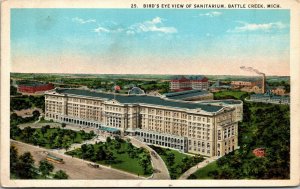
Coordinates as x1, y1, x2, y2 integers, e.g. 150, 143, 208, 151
163, 90, 210, 100
19, 81, 51, 87
54, 88, 224, 113
200, 99, 243, 105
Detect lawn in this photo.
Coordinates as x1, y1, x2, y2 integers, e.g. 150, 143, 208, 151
188, 161, 218, 179
150, 145, 204, 179
213, 90, 249, 100
66, 138, 153, 176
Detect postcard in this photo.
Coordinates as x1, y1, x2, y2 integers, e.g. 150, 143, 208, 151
1, 0, 300, 187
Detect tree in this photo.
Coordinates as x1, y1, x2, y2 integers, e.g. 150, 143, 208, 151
70, 132, 77, 143
166, 153, 175, 166
138, 156, 150, 174
61, 123, 66, 129
53, 170, 69, 179
62, 135, 72, 151
106, 137, 111, 143
41, 126, 47, 137
17, 152, 36, 179
39, 160, 54, 177
96, 146, 107, 161
53, 135, 62, 148
23, 126, 34, 143
10, 145, 19, 173
105, 151, 115, 164
32, 110, 40, 118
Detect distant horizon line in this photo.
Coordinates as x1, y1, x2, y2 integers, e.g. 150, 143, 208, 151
10, 72, 290, 77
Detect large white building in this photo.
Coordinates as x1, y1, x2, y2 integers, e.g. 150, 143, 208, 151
45, 88, 243, 157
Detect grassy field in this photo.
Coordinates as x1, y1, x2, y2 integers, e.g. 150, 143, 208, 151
66, 139, 153, 176
150, 145, 203, 179
213, 90, 249, 100
188, 161, 218, 179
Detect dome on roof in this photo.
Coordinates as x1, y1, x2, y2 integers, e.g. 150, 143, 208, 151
128, 87, 145, 95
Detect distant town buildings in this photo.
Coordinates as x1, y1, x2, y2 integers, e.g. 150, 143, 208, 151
231, 75, 266, 94
18, 81, 54, 93
270, 86, 286, 96
249, 92, 290, 104
170, 76, 209, 92
209, 80, 231, 92
45, 88, 243, 157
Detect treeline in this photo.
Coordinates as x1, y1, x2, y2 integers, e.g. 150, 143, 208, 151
190, 102, 290, 179
10, 145, 68, 179
10, 95, 45, 111
11, 111, 40, 126
11, 125, 95, 150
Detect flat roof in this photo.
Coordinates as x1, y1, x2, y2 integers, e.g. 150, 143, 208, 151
200, 99, 243, 105
54, 88, 223, 112
164, 90, 210, 100
100, 126, 119, 133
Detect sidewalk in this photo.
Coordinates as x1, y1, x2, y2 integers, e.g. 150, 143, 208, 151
178, 156, 218, 179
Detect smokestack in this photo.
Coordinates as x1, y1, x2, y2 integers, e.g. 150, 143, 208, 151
261, 74, 266, 94
240, 66, 266, 94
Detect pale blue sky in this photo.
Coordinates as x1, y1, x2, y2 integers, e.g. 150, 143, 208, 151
11, 9, 290, 75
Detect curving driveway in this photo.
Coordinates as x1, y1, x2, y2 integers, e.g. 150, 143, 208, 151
125, 136, 170, 180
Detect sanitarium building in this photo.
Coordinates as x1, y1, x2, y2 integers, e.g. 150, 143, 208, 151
45, 88, 243, 157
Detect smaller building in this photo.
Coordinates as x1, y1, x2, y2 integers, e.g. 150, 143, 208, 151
170, 76, 209, 91
240, 85, 262, 94
163, 90, 213, 101
18, 82, 54, 93
250, 93, 290, 104
271, 86, 286, 96
253, 148, 266, 157
209, 80, 231, 92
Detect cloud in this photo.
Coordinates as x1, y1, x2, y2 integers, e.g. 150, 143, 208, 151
72, 17, 96, 24
93, 17, 177, 35
227, 21, 287, 33
93, 27, 110, 33
199, 11, 222, 17
127, 17, 177, 34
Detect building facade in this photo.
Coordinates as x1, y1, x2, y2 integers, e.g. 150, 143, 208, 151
45, 88, 242, 157
170, 76, 209, 91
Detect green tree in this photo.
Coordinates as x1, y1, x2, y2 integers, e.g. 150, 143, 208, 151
10, 145, 19, 173
138, 155, 150, 174
32, 110, 40, 118
53, 170, 69, 179
23, 126, 34, 143
106, 137, 111, 143
17, 152, 36, 179
39, 160, 54, 177
62, 135, 72, 151
166, 153, 175, 166
61, 123, 66, 129
41, 126, 47, 137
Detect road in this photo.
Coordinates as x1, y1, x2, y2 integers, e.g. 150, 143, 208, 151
178, 156, 218, 179
125, 136, 170, 180
11, 140, 140, 180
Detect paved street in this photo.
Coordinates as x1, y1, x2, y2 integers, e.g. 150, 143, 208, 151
125, 136, 170, 180
11, 140, 141, 180
178, 156, 218, 179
